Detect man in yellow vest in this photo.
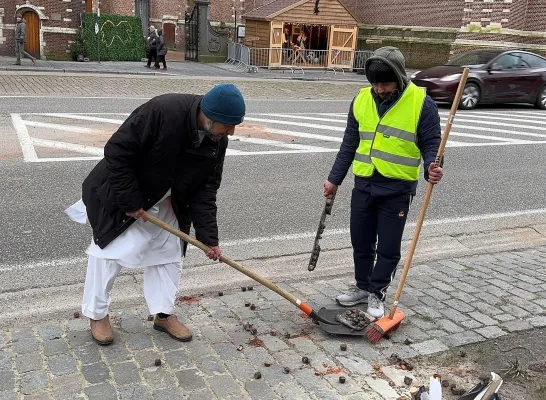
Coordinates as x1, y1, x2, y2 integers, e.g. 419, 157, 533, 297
324, 46, 443, 318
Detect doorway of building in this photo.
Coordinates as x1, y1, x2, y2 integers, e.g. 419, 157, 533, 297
22, 11, 40, 58
163, 23, 176, 49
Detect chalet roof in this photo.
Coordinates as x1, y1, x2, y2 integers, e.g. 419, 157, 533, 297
242, 0, 358, 22
243, 0, 301, 20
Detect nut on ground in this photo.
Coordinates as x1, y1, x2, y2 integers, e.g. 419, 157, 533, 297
270, 329, 278, 336
245, 301, 251, 307
250, 304, 256, 310
154, 359, 161, 366
451, 388, 465, 396
241, 287, 247, 292
73, 312, 80, 319
147, 315, 154, 321
283, 367, 290, 374
302, 356, 310, 364
404, 376, 412, 386
254, 371, 262, 379
218, 291, 224, 296
237, 345, 243, 351
247, 286, 254, 291
339, 376, 346, 383
264, 362, 271, 367
340, 343, 347, 351
251, 328, 258, 335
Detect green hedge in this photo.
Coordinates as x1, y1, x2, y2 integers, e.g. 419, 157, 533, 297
82, 12, 146, 61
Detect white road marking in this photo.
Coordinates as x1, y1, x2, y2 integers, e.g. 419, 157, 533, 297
31, 138, 104, 156
449, 113, 546, 126
440, 116, 546, 137
446, 140, 546, 147
38, 113, 125, 124
473, 111, 546, 120
253, 113, 347, 124
235, 136, 333, 151
31, 157, 102, 162
445, 131, 529, 143
439, 117, 546, 139
250, 116, 527, 143
4, 207, 546, 273
24, 121, 95, 133
244, 117, 346, 132
11, 110, 546, 163
11, 114, 38, 162
226, 149, 337, 155
265, 128, 343, 142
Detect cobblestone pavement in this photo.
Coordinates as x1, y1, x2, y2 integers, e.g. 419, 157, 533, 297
0, 72, 364, 99
2, 247, 546, 399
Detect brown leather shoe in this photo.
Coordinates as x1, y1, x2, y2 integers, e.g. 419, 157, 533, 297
153, 315, 192, 342
90, 315, 114, 345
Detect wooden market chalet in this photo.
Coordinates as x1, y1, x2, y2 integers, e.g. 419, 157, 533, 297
242, 0, 359, 69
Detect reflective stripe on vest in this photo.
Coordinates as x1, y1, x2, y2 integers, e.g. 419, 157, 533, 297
352, 83, 426, 181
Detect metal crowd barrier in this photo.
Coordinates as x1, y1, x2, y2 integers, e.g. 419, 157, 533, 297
225, 43, 374, 75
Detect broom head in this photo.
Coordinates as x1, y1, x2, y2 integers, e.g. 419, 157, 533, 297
366, 309, 406, 344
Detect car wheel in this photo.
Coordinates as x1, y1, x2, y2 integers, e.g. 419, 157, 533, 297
459, 83, 480, 110
535, 85, 546, 110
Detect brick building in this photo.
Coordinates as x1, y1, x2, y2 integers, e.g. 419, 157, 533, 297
0, 0, 240, 59
350, 0, 546, 67
1, 0, 544, 66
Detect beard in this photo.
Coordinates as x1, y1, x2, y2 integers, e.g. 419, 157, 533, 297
201, 120, 221, 142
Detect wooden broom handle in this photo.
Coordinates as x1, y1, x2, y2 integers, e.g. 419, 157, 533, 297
388, 68, 470, 319
142, 211, 302, 307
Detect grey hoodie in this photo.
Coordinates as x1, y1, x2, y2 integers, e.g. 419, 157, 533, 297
364, 46, 409, 91
15, 20, 27, 43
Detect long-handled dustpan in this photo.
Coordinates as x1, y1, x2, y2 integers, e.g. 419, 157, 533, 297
143, 211, 342, 327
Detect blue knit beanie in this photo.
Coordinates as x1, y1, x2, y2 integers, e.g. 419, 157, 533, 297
201, 83, 245, 125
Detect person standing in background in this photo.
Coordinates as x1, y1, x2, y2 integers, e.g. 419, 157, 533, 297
14, 14, 36, 66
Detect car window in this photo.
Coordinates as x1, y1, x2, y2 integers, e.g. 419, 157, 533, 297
521, 53, 546, 68
447, 51, 501, 67
495, 53, 521, 69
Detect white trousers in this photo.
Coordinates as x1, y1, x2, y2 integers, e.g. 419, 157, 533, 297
82, 255, 182, 320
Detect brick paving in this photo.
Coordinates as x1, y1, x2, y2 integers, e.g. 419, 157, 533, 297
0, 72, 364, 100
1, 247, 546, 399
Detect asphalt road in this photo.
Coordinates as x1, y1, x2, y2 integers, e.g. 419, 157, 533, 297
2, 87, 546, 320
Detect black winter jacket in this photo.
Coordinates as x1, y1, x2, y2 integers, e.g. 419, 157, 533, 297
82, 93, 227, 251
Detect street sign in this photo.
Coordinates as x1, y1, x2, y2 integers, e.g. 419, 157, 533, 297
95, 23, 99, 34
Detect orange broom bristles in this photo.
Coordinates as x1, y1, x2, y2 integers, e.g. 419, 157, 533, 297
366, 309, 406, 343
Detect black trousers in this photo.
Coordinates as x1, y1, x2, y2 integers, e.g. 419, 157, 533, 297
147, 49, 157, 67
350, 188, 412, 301
155, 55, 166, 68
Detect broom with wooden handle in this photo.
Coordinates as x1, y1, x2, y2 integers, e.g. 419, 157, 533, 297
366, 68, 470, 344
142, 211, 339, 325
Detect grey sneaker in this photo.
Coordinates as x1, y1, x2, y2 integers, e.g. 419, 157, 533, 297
336, 288, 369, 307
367, 293, 385, 319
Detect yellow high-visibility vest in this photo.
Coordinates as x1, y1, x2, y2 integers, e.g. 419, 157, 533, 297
352, 82, 426, 181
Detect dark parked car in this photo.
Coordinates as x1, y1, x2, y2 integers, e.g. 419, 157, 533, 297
410, 49, 546, 110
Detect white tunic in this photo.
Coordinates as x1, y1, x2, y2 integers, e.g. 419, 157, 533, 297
65, 189, 182, 268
